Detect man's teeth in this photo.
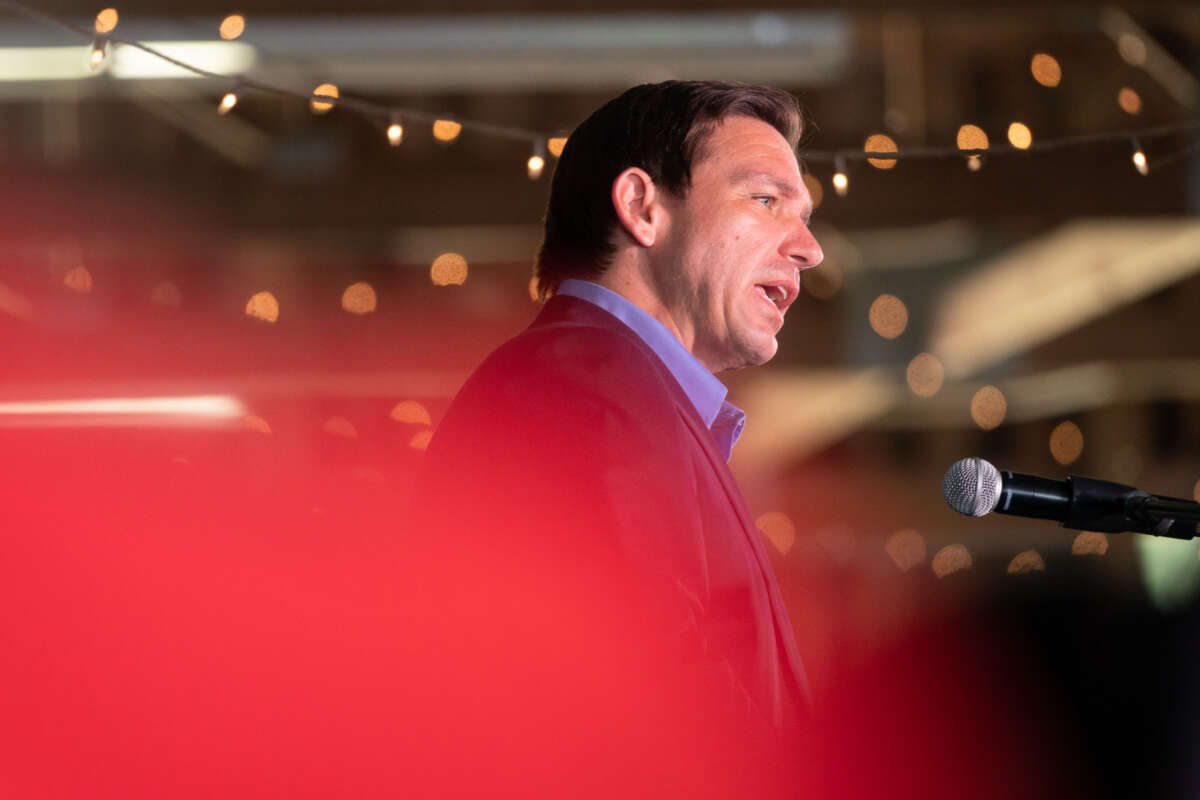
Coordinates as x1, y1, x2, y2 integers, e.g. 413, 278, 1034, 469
761, 285, 784, 304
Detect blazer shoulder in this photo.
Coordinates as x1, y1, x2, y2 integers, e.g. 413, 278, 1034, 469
462, 314, 679, 412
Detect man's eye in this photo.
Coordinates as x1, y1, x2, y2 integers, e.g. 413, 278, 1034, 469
753, 195, 775, 207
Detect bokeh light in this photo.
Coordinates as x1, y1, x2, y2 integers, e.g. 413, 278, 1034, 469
932, 543, 972, 577
868, 294, 908, 339
885, 529, 927, 572
1030, 53, 1062, 87
1072, 531, 1109, 556
831, 171, 848, 197
243, 414, 272, 434
390, 400, 432, 425
966, 155, 983, 171
1117, 33, 1146, 65
1118, 87, 1142, 115
387, 122, 404, 146
801, 260, 842, 299
150, 280, 182, 308
219, 14, 245, 40
432, 119, 462, 142
1132, 148, 1149, 175
1007, 122, 1032, 149
63, 265, 93, 293
245, 290, 279, 323
341, 281, 377, 314
1049, 420, 1084, 465
322, 416, 358, 438
547, 136, 567, 157
1007, 550, 1046, 574
906, 353, 944, 397
410, 429, 434, 451
863, 133, 899, 169
527, 154, 545, 180
94, 8, 118, 34
956, 124, 988, 151
970, 385, 1007, 430
218, 92, 238, 114
756, 512, 796, 555
431, 252, 468, 286
801, 173, 823, 209
310, 83, 338, 114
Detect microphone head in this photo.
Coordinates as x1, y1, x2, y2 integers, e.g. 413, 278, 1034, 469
943, 457, 1002, 517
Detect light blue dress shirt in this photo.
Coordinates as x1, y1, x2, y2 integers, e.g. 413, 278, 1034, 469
558, 279, 746, 462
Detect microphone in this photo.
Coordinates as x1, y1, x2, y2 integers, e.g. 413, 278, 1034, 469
942, 457, 1199, 539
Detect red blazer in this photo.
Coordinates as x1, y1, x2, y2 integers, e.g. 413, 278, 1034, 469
416, 293, 809, 792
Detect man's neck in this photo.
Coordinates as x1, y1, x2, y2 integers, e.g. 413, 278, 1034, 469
591, 267, 701, 366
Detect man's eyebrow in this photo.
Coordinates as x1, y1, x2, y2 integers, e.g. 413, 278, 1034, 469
729, 168, 801, 198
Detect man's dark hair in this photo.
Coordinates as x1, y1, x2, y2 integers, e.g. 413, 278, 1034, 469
534, 81, 803, 298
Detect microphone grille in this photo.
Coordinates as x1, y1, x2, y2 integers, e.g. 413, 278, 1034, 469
942, 457, 1002, 517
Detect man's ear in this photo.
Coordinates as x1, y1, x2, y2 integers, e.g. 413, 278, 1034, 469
611, 167, 666, 248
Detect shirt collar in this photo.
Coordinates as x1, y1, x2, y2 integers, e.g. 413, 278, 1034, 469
557, 279, 745, 459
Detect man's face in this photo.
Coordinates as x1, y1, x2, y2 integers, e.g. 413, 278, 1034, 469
650, 115, 822, 373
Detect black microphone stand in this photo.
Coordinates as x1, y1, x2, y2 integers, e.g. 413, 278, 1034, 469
1060, 477, 1199, 539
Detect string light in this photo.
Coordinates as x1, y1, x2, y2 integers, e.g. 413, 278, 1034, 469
1007, 122, 1033, 149
217, 90, 238, 115
310, 82, 338, 114
89, 37, 108, 69
386, 115, 404, 146
527, 140, 546, 180
94, 8, 118, 34
1130, 136, 1149, 175
4, 0, 1197, 183
1007, 550, 1046, 574
1118, 86, 1142, 115
432, 119, 462, 143
1030, 53, 1062, 87
966, 155, 983, 171
831, 154, 849, 197
431, 252, 468, 285
219, 14, 245, 40
1049, 420, 1084, 465
863, 133, 898, 169
755, 512, 796, 555
1117, 33, 1147, 66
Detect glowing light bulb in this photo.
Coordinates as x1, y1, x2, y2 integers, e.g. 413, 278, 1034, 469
527, 141, 547, 180
863, 133, 898, 170
387, 120, 404, 146
432, 119, 462, 142
1007, 122, 1032, 149
1118, 86, 1142, 115
966, 154, 983, 171
831, 154, 849, 197
219, 14, 245, 40
547, 136, 567, 157
218, 92, 238, 114
1030, 53, 1061, 87
1131, 137, 1149, 175
527, 154, 545, 179
1132, 149, 1148, 175
89, 38, 107, 69
94, 8, 118, 34
310, 83, 338, 114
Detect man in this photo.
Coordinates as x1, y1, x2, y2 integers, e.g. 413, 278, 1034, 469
415, 81, 822, 795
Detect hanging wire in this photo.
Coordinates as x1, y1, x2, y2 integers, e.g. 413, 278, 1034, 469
1, 0, 1198, 168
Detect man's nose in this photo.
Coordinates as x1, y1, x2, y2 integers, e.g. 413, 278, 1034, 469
786, 223, 823, 270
